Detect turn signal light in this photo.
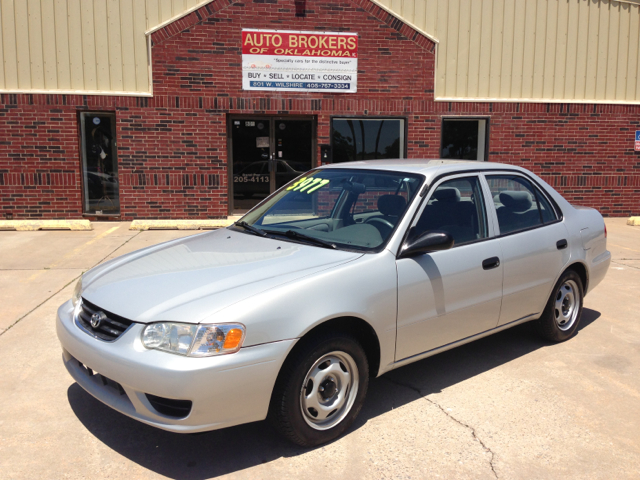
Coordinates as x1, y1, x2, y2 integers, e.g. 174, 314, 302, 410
223, 328, 244, 349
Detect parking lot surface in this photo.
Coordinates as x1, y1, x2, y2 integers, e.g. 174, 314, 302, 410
0, 219, 639, 479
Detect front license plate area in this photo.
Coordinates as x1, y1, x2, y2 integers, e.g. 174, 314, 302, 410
77, 360, 126, 396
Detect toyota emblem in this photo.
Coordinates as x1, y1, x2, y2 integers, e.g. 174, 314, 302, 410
90, 311, 106, 329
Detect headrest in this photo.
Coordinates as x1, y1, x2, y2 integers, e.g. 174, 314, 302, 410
378, 195, 407, 217
343, 181, 366, 194
432, 187, 460, 202
499, 191, 532, 212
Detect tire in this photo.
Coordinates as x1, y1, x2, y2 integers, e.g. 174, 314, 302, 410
535, 270, 584, 342
269, 333, 369, 447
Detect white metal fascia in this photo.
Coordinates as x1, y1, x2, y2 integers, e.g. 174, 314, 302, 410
147, 35, 154, 96
145, 1, 213, 36
435, 96, 640, 105
0, 89, 153, 97
367, 1, 440, 103
612, 0, 640, 6
368, 0, 440, 44
143, 1, 216, 98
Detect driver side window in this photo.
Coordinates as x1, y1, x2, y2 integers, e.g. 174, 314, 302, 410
414, 176, 488, 246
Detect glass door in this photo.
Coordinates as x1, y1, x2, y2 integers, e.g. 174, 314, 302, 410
230, 118, 272, 211
230, 116, 314, 212
79, 112, 120, 215
273, 118, 313, 190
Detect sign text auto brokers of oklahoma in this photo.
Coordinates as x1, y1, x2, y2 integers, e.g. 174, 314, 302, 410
242, 29, 358, 93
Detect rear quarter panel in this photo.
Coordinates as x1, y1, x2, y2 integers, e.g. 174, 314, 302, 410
525, 171, 610, 295
570, 206, 611, 294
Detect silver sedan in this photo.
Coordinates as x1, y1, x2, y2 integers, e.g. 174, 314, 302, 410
57, 160, 611, 446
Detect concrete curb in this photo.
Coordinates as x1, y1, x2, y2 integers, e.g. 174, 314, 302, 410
628, 217, 640, 226
129, 219, 235, 230
0, 220, 92, 231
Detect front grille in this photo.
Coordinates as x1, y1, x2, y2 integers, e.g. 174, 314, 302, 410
146, 394, 193, 418
76, 298, 135, 342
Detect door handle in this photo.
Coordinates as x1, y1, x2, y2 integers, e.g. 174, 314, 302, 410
556, 239, 568, 250
482, 257, 500, 270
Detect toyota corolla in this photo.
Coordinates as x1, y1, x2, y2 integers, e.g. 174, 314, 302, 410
57, 160, 610, 446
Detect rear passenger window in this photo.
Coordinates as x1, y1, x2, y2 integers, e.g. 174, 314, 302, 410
414, 176, 488, 246
535, 189, 557, 223
486, 175, 557, 235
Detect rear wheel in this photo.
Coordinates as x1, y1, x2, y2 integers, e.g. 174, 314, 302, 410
269, 333, 369, 447
535, 270, 584, 342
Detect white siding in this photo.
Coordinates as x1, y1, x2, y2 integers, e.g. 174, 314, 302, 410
1, 0, 639, 101
374, 0, 640, 103
0, 0, 210, 95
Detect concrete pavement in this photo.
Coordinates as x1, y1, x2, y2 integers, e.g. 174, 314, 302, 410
0, 219, 638, 479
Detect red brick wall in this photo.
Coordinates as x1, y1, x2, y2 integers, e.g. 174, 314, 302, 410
1, 0, 639, 219
409, 102, 640, 216
0, 96, 230, 219
0, 102, 83, 218
116, 104, 227, 218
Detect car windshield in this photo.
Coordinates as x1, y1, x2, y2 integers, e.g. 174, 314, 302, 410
238, 168, 424, 252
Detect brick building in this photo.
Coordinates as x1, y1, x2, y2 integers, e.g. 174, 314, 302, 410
1, 0, 639, 219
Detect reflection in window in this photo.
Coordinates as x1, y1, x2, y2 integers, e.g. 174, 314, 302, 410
332, 118, 405, 163
441, 118, 488, 161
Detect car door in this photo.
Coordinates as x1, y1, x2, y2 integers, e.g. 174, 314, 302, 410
483, 173, 570, 326
395, 174, 504, 361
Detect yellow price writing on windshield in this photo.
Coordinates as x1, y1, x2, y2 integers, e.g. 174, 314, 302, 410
287, 177, 330, 194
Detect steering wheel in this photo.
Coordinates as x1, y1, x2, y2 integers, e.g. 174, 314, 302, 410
365, 217, 395, 238
365, 217, 394, 230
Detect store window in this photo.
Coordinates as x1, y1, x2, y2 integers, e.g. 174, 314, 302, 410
79, 112, 119, 215
441, 118, 488, 161
331, 118, 405, 163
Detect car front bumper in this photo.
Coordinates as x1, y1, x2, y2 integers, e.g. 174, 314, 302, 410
56, 300, 296, 433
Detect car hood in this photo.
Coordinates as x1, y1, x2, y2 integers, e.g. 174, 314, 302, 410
81, 228, 362, 323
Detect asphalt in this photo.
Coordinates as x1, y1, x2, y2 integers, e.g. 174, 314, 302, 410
0, 219, 638, 479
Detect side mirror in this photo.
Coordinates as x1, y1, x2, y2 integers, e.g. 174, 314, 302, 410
399, 230, 454, 258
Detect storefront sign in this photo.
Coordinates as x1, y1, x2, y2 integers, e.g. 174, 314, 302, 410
242, 29, 358, 93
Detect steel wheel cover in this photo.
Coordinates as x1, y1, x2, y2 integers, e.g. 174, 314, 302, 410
299, 351, 359, 431
554, 279, 580, 331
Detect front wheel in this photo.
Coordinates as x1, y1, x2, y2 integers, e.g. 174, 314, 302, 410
535, 270, 584, 342
269, 334, 369, 447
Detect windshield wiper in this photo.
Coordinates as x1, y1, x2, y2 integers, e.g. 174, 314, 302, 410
234, 221, 267, 237
264, 229, 337, 249
234, 222, 335, 249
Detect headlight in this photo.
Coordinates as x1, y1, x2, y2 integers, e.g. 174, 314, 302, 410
71, 277, 83, 308
142, 323, 246, 357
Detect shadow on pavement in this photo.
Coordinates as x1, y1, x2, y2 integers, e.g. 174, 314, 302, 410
68, 308, 601, 479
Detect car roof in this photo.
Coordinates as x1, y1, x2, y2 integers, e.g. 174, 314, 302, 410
317, 159, 526, 176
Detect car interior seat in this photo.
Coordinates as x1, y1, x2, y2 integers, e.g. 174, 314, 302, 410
495, 191, 540, 233
415, 187, 479, 245
372, 194, 407, 238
